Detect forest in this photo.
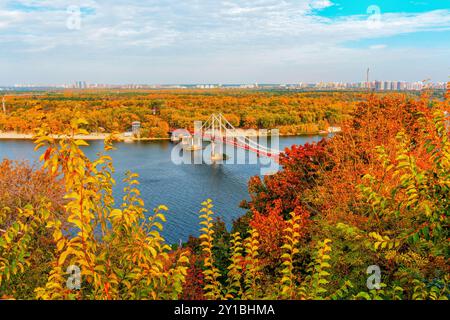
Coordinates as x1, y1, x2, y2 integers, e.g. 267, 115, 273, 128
0, 88, 449, 300
1, 90, 367, 137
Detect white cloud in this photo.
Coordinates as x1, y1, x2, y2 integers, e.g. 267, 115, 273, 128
369, 44, 387, 50
310, 0, 333, 9
0, 8, 26, 29
0, 0, 449, 83
2, 1, 450, 50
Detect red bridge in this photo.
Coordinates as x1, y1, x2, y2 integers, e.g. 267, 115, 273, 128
170, 113, 280, 161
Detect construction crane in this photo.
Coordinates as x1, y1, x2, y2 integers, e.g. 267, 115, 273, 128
1, 93, 47, 114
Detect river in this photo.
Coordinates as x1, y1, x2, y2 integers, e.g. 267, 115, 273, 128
0, 135, 324, 243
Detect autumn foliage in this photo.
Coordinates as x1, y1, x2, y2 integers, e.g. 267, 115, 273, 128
0, 89, 449, 300
0, 90, 359, 137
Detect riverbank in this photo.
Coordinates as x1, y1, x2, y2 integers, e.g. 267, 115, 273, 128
0, 132, 171, 141
0, 132, 110, 140
0, 129, 339, 141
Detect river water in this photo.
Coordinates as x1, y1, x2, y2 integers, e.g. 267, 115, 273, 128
0, 136, 323, 243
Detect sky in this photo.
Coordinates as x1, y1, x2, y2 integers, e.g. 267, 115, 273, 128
0, 0, 449, 85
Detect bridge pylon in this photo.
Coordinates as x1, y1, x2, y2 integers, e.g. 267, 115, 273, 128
209, 114, 225, 162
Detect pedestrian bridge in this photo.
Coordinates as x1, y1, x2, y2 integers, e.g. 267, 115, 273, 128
170, 113, 280, 161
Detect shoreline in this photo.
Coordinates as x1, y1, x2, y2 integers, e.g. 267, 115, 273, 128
0, 130, 336, 142
0, 132, 171, 141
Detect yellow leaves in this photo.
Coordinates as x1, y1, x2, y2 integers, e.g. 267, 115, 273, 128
199, 219, 213, 226
280, 285, 291, 296
128, 172, 140, 179
154, 213, 166, 223
396, 154, 412, 170
64, 192, 80, 201
306, 239, 333, 299
56, 239, 66, 252
198, 199, 222, 300
74, 139, 89, 146
369, 232, 401, 251
279, 211, 302, 299
76, 129, 90, 136
1, 106, 191, 297
201, 199, 213, 207
149, 247, 157, 258
152, 222, 163, 231
158, 205, 168, 212
34, 135, 54, 151
177, 254, 189, 265
225, 232, 244, 299
67, 215, 85, 231
94, 265, 106, 273
58, 250, 72, 265
2, 229, 11, 244
420, 201, 433, 217
110, 209, 123, 222
70, 118, 89, 130
319, 270, 330, 277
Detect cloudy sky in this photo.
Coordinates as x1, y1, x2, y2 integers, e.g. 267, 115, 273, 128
0, 0, 449, 85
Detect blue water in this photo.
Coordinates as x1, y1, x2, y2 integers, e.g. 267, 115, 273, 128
0, 136, 323, 243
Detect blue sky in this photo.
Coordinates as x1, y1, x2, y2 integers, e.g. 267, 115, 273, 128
0, 0, 449, 85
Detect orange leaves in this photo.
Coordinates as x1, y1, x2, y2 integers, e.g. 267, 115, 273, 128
245, 141, 327, 227
0, 159, 65, 215
0, 90, 358, 138
249, 200, 287, 265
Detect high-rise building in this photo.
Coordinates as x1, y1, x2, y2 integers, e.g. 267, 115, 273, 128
74, 81, 87, 89
375, 81, 382, 90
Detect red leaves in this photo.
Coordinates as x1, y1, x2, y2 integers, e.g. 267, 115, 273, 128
0, 159, 65, 215
180, 248, 205, 300
43, 147, 53, 161
246, 141, 329, 221
250, 200, 287, 264
241, 141, 330, 266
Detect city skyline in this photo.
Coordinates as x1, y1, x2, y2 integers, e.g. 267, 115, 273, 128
1, 0, 450, 84
2, 79, 447, 91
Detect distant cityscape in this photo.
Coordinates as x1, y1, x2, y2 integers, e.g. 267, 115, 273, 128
0, 80, 447, 91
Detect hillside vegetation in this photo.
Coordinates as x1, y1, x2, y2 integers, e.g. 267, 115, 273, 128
0, 90, 449, 300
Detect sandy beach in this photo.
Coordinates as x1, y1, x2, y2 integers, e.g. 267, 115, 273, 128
0, 132, 34, 140
0, 131, 110, 140
0, 131, 172, 141
0, 129, 337, 141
